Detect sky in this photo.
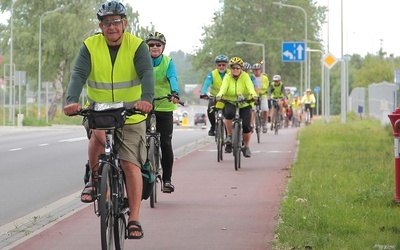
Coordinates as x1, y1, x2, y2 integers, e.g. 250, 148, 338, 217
1, 0, 399, 58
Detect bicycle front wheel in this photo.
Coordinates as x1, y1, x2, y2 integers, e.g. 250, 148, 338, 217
217, 119, 224, 162
99, 163, 114, 250
274, 109, 279, 135
148, 136, 159, 208
232, 122, 241, 171
255, 112, 261, 143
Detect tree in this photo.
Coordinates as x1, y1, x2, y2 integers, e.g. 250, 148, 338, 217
0, 0, 152, 121
190, 0, 326, 94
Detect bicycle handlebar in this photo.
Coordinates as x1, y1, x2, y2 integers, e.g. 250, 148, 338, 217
154, 94, 185, 106
76, 105, 144, 117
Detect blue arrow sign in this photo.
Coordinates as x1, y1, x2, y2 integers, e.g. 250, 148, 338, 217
314, 86, 320, 93
282, 42, 306, 62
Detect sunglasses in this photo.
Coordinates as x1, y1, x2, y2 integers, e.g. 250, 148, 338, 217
217, 64, 226, 67
148, 43, 162, 48
230, 66, 241, 70
101, 19, 123, 27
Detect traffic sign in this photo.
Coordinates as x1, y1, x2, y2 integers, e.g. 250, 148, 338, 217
323, 53, 338, 69
314, 86, 320, 93
282, 42, 306, 62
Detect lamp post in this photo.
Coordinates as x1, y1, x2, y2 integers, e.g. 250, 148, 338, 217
236, 41, 265, 73
307, 49, 324, 119
9, 0, 19, 124
38, 7, 63, 120
272, 2, 308, 92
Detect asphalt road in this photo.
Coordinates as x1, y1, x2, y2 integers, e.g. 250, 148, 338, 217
0, 124, 209, 249
7, 126, 298, 250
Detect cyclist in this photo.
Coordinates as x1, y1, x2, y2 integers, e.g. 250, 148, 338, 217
63, 0, 153, 239
291, 93, 302, 125
252, 63, 269, 133
216, 57, 258, 158
243, 62, 258, 133
268, 75, 287, 130
301, 88, 316, 123
200, 54, 230, 136
284, 87, 293, 126
145, 31, 180, 193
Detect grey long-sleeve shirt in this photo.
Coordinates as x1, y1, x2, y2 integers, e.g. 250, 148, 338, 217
66, 36, 154, 105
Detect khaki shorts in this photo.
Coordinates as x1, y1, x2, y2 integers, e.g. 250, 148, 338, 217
114, 122, 147, 168
83, 119, 147, 168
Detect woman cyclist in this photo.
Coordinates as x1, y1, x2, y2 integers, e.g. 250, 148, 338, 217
216, 57, 258, 158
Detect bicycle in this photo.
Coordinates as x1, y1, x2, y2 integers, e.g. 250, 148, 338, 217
221, 97, 253, 171
303, 103, 312, 126
147, 94, 184, 208
78, 101, 141, 250
271, 98, 283, 135
200, 94, 225, 162
254, 97, 263, 143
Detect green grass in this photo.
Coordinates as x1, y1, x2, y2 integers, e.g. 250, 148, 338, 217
273, 118, 400, 249
0, 105, 82, 126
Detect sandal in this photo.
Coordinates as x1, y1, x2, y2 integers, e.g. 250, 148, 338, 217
80, 182, 96, 203
127, 221, 144, 239
162, 182, 175, 193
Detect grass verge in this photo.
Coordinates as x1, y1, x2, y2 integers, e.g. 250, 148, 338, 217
273, 119, 400, 249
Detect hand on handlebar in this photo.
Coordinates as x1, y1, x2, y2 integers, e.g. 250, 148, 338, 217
63, 103, 82, 116
134, 100, 153, 114
200, 94, 210, 100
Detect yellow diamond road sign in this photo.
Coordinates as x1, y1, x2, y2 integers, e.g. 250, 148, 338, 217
323, 53, 338, 69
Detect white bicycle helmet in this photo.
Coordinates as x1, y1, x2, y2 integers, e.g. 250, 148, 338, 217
273, 75, 281, 81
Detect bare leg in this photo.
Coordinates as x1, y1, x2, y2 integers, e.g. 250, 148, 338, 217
225, 119, 232, 136
120, 160, 143, 238
82, 129, 105, 202
243, 132, 251, 147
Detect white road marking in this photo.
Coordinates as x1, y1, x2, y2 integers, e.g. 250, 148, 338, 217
8, 148, 22, 151
38, 143, 49, 146
58, 137, 87, 142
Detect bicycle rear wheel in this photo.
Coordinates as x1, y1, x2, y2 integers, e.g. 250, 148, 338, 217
148, 136, 159, 208
99, 163, 114, 249
232, 122, 241, 171
217, 119, 224, 162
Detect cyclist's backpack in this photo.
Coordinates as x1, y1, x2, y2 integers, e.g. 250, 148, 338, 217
141, 159, 155, 200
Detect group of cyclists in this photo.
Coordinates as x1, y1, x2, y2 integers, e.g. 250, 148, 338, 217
61, 0, 317, 242
200, 54, 317, 154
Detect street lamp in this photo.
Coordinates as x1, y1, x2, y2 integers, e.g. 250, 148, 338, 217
306, 49, 324, 119
38, 7, 63, 120
9, 0, 19, 124
236, 41, 266, 73
272, 2, 308, 93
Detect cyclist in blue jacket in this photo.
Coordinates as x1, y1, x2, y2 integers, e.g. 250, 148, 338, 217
146, 31, 180, 193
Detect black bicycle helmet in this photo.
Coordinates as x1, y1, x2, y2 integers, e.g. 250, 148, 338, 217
97, 0, 127, 20
146, 32, 167, 44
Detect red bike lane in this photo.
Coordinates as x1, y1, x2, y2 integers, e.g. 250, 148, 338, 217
11, 127, 298, 250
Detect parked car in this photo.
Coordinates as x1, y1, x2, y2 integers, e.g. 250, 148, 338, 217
194, 113, 207, 125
